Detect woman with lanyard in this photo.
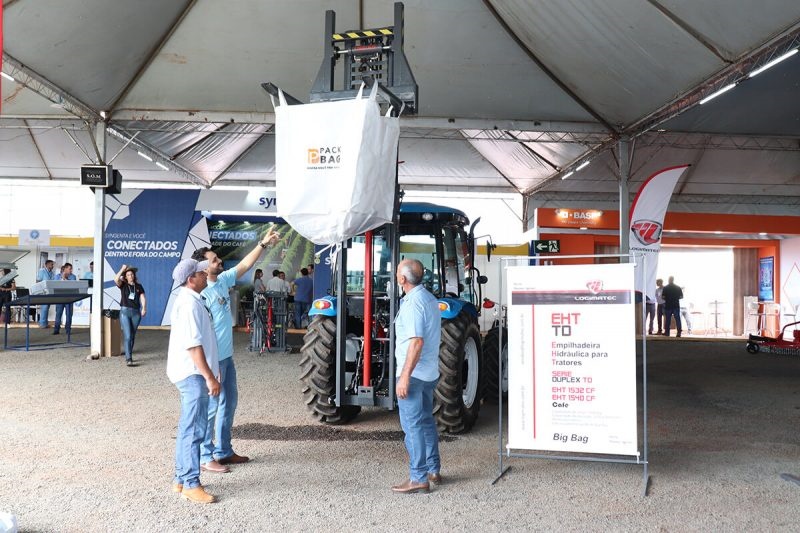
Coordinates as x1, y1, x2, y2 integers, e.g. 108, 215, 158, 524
115, 264, 147, 367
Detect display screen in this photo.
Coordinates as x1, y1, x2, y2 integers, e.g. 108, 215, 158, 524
759, 256, 774, 302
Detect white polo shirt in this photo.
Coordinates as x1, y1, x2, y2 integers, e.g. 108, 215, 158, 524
167, 286, 220, 384
266, 276, 287, 294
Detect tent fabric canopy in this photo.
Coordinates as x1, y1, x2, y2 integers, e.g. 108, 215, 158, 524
2, 0, 800, 216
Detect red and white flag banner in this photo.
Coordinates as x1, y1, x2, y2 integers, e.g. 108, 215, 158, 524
629, 165, 689, 302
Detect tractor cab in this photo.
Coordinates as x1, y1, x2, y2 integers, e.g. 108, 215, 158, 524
302, 201, 486, 433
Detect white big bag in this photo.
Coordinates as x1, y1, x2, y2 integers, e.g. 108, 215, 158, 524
275, 83, 400, 245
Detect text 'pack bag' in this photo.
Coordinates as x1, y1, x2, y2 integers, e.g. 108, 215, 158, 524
275, 84, 400, 245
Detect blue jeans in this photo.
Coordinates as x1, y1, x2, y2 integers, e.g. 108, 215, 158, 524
664, 307, 682, 335
397, 377, 440, 483
53, 303, 73, 334
173, 374, 209, 490
119, 307, 141, 362
294, 301, 310, 328
39, 304, 50, 327
201, 357, 238, 463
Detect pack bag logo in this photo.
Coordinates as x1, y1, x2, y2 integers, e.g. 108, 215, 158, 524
631, 219, 663, 245
586, 280, 603, 294
307, 146, 342, 168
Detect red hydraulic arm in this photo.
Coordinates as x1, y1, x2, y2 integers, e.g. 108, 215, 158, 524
363, 230, 373, 387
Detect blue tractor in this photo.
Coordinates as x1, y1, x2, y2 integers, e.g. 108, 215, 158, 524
299, 202, 487, 433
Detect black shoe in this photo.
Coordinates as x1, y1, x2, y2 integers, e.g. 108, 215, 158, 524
52, 330, 60, 335
126, 360, 135, 367
662, 333, 669, 337
677, 333, 682, 338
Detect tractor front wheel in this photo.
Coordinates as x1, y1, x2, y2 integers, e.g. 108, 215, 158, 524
299, 315, 361, 424
434, 311, 483, 434
482, 326, 508, 403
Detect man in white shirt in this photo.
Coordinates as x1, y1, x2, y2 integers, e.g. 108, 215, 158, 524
266, 269, 286, 294
655, 278, 665, 335
167, 258, 221, 504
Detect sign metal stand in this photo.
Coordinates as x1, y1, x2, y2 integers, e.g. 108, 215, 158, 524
491, 253, 651, 497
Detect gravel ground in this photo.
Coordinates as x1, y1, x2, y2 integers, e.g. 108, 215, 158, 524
1, 327, 800, 532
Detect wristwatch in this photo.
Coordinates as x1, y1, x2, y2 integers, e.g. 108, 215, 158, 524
259, 241, 268, 249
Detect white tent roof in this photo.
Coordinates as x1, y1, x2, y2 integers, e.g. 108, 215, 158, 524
2, 0, 800, 216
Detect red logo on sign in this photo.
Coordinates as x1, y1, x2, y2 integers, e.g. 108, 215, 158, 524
631, 219, 662, 245
586, 280, 603, 294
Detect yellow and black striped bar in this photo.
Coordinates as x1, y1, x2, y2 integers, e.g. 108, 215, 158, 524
332, 27, 393, 41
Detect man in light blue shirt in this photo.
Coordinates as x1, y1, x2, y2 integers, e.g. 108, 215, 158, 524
53, 263, 77, 335
292, 268, 313, 328
392, 259, 441, 494
36, 260, 56, 328
83, 261, 94, 280
191, 225, 280, 473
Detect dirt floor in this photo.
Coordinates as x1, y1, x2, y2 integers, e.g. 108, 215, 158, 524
1, 327, 799, 532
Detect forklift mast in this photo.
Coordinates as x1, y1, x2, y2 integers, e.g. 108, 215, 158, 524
310, 2, 418, 114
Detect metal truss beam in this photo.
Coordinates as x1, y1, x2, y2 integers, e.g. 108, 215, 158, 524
522, 136, 618, 196
209, 126, 272, 187
637, 131, 800, 152
624, 24, 800, 136
107, 109, 610, 134
455, 129, 611, 145
2, 53, 101, 121
107, 125, 208, 188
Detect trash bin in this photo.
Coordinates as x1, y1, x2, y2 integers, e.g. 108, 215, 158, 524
102, 309, 121, 357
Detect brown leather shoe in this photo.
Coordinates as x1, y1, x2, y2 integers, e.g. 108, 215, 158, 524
391, 480, 430, 493
428, 473, 442, 484
181, 486, 216, 504
217, 453, 250, 465
200, 460, 230, 474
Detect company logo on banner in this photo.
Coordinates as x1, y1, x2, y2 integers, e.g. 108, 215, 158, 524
628, 165, 689, 302
586, 280, 603, 294
307, 146, 341, 167
630, 220, 662, 246
506, 263, 638, 456
18, 229, 51, 246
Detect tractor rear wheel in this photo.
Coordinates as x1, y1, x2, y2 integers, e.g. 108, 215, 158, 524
434, 311, 483, 434
299, 315, 361, 424
482, 326, 508, 403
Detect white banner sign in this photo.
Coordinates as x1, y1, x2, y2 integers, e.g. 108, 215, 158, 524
506, 263, 638, 455
18, 229, 50, 246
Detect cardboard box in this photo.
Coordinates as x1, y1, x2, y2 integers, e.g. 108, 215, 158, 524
103, 315, 121, 357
